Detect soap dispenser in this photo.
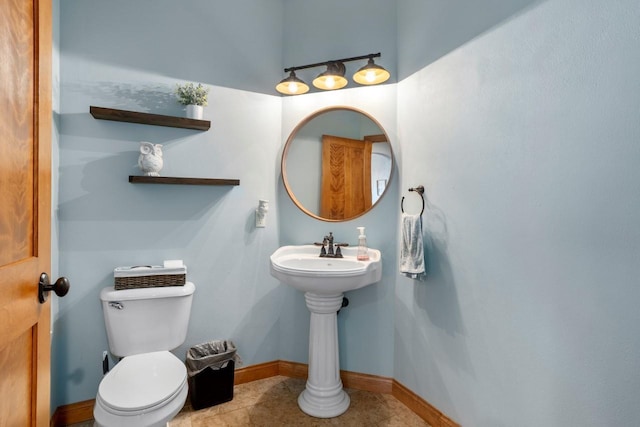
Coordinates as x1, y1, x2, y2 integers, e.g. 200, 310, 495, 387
357, 227, 369, 261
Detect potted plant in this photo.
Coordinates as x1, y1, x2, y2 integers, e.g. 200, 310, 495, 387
175, 82, 209, 119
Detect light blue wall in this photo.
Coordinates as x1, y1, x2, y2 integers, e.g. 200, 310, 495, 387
52, 0, 398, 409
396, 0, 543, 80
396, 0, 640, 425
60, 0, 284, 96
50, 2, 61, 414
53, 0, 284, 408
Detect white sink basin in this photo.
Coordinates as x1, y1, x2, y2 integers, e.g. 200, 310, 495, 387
270, 245, 382, 295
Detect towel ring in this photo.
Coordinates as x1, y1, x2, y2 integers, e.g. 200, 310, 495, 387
401, 185, 425, 216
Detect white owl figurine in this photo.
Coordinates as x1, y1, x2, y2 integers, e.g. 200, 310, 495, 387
138, 141, 163, 176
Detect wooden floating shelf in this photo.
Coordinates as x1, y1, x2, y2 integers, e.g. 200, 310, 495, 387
90, 106, 210, 131
129, 176, 240, 186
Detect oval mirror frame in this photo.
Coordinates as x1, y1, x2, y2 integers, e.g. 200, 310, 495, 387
282, 106, 394, 222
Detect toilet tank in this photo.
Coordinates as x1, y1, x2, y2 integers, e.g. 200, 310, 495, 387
100, 282, 195, 357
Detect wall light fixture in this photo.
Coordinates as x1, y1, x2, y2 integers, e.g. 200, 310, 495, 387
276, 53, 390, 95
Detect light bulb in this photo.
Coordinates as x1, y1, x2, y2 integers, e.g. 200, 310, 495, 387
288, 82, 298, 93
325, 77, 335, 89
365, 70, 376, 83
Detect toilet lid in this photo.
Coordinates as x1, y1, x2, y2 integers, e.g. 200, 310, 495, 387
98, 351, 186, 412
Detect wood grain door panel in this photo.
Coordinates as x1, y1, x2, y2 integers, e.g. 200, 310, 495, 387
0, 0, 52, 426
320, 135, 372, 220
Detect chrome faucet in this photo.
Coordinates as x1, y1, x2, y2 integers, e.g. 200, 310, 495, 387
326, 232, 334, 256
314, 232, 348, 258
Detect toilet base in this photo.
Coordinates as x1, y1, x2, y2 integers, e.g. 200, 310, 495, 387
93, 381, 187, 427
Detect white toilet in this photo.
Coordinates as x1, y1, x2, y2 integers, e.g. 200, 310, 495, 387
93, 282, 196, 427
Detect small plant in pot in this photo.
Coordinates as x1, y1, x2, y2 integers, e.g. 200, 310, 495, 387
175, 82, 209, 119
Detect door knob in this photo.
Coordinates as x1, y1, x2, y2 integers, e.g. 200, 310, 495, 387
38, 272, 70, 303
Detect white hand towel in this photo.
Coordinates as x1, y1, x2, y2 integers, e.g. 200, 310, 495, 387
400, 213, 425, 279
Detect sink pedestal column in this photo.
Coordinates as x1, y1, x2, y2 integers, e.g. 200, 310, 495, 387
298, 292, 349, 418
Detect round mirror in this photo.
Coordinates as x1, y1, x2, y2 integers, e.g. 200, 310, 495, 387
282, 107, 393, 222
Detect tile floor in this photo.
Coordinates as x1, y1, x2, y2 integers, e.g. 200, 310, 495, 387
69, 376, 430, 426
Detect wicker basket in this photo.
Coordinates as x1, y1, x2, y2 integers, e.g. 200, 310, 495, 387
114, 265, 186, 290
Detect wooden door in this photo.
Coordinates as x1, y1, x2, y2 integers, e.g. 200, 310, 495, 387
0, 0, 53, 426
320, 135, 372, 220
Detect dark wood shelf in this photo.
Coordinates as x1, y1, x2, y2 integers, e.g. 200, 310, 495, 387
90, 106, 210, 131
129, 176, 240, 186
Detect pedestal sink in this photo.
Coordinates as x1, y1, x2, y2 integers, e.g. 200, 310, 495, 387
270, 245, 382, 418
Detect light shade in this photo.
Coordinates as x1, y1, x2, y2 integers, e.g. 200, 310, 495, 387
276, 71, 310, 95
312, 62, 348, 90
353, 58, 390, 85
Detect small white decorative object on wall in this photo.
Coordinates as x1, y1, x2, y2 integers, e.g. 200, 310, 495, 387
138, 141, 163, 176
256, 199, 269, 228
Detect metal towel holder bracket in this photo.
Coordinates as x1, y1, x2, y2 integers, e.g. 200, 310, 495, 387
401, 185, 425, 216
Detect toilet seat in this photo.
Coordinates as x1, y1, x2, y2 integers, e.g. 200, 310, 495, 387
98, 351, 186, 414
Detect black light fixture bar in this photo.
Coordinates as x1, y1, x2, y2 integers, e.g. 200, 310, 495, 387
276, 52, 389, 95
283, 52, 381, 73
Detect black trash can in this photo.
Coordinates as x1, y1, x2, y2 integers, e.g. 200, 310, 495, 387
186, 340, 239, 410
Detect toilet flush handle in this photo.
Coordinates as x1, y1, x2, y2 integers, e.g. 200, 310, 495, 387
109, 302, 124, 310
